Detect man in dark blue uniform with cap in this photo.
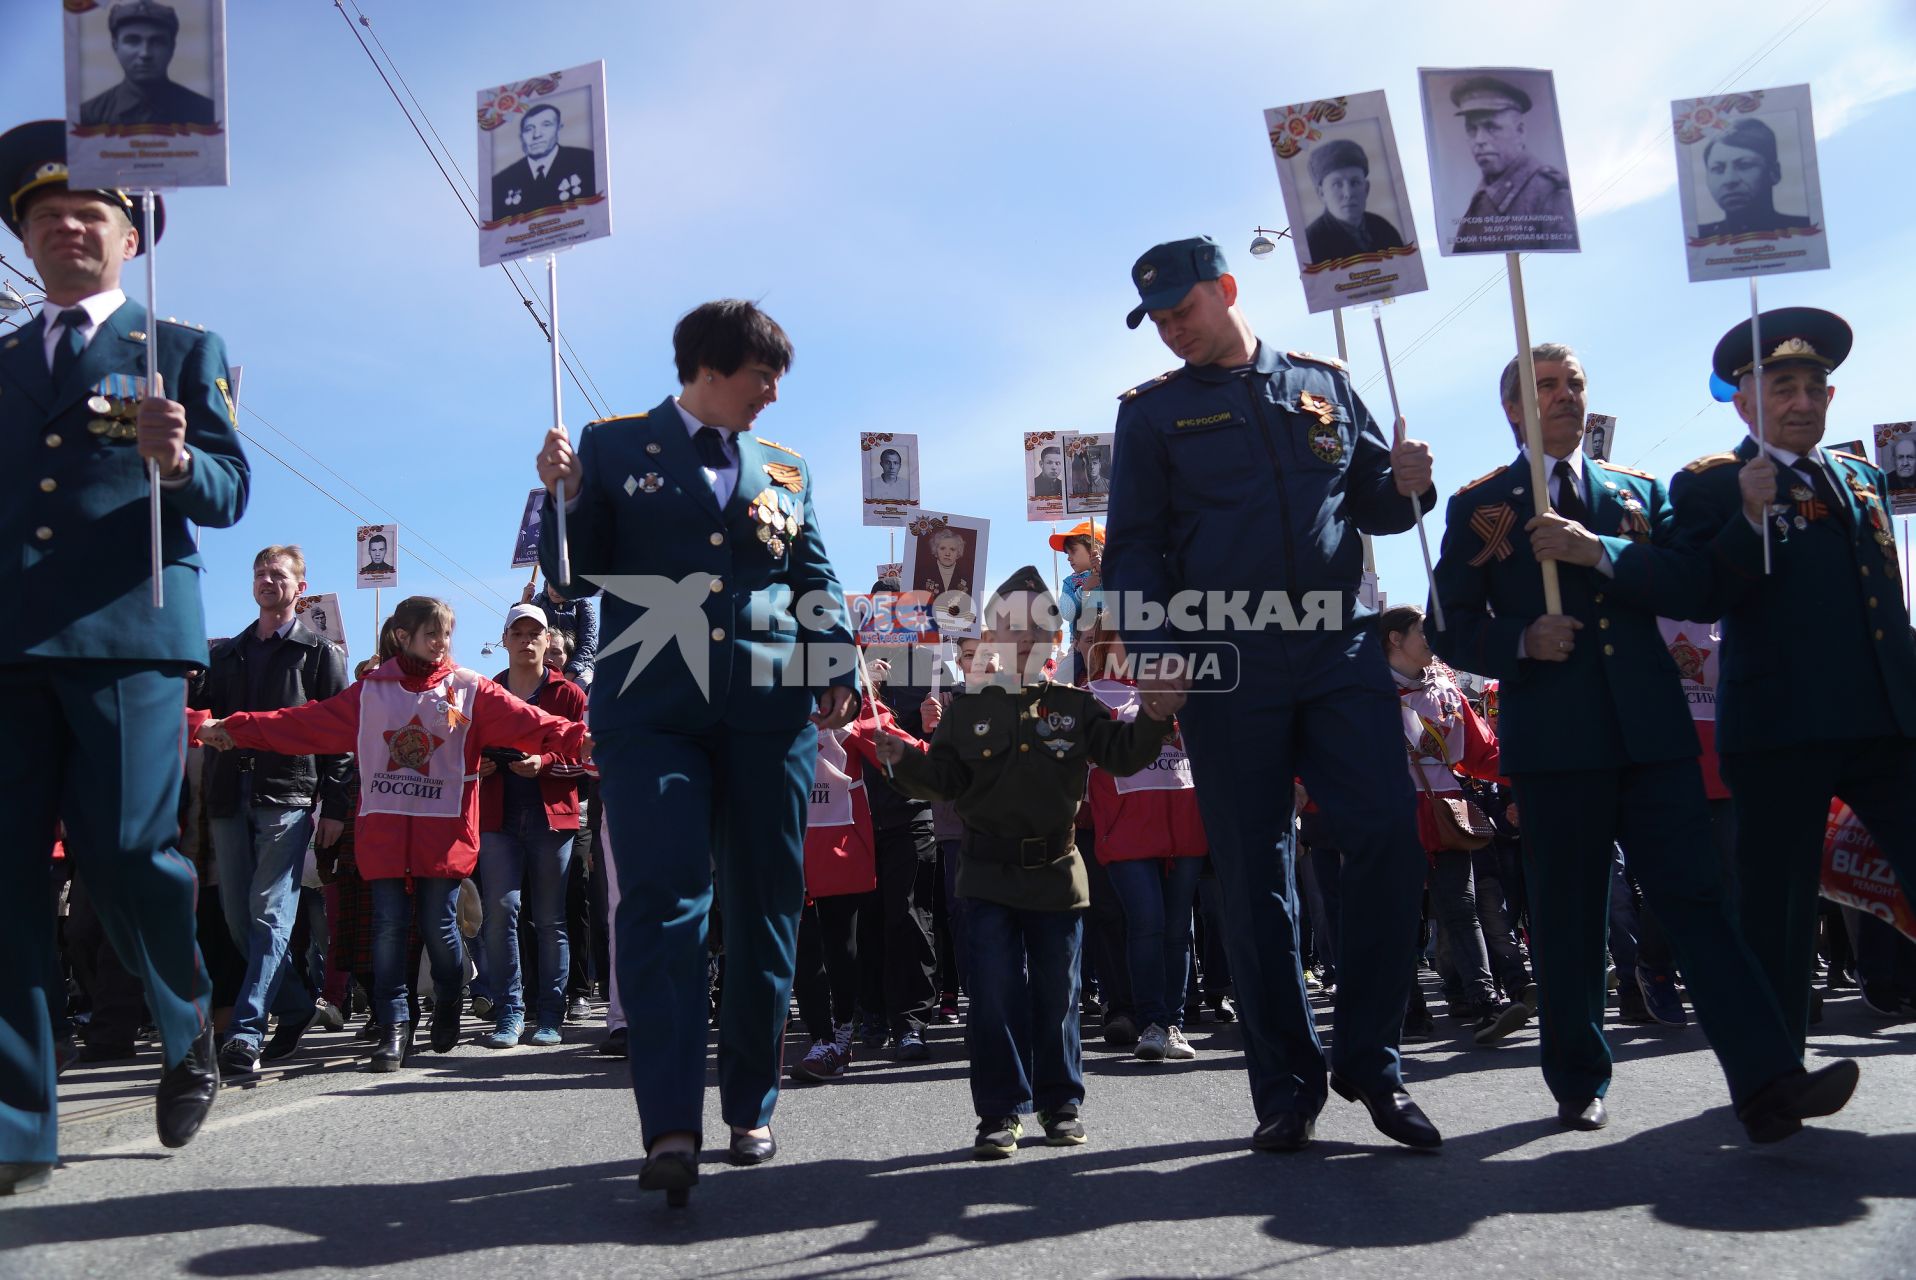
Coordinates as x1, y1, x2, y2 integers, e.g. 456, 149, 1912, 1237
1669, 307, 1916, 1052
0, 120, 247, 1193
1431, 342, 1857, 1142
1103, 235, 1442, 1153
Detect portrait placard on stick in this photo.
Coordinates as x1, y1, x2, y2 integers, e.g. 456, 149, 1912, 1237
1264, 91, 1427, 314
1023, 432, 1066, 523
476, 61, 612, 268
356, 523, 399, 590
1874, 423, 1916, 516
511, 487, 545, 568
1671, 85, 1827, 283
1582, 413, 1617, 462
1062, 431, 1114, 516
1418, 67, 1578, 256
860, 432, 919, 526
903, 510, 990, 637
295, 593, 347, 651
64, 0, 228, 188
875, 561, 903, 585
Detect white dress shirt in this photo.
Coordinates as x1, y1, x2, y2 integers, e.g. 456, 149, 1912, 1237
40, 288, 126, 372
675, 398, 739, 506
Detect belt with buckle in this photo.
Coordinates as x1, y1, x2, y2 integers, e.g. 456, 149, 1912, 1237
963, 829, 1074, 871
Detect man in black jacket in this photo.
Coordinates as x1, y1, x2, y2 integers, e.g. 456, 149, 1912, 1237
189, 546, 348, 1078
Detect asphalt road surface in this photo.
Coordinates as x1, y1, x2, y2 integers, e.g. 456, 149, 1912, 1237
4, 982, 1913, 1279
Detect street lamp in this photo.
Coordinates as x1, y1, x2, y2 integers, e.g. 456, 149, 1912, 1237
1248, 226, 1291, 257
0, 283, 44, 331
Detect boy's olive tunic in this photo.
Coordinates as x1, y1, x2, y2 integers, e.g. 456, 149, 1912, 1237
886, 681, 1174, 912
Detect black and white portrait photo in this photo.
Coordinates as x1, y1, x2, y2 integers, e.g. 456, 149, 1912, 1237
1419, 67, 1579, 256
511, 487, 545, 568
1582, 413, 1616, 462
1875, 423, 1916, 516
64, 0, 228, 188
860, 431, 920, 526
296, 593, 347, 650
477, 61, 613, 267
1023, 432, 1066, 522
1064, 432, 1114, 516
356, 523, 398, 590
1266, 91, 1428, 313
1671, 85, 1828, 282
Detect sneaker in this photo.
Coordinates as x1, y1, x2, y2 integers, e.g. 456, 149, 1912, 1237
1134, 1023, 1168, 1061
790, 1040, 845, 1083
1207, 995, 1238, 1023
858, 1014, 888, 1049
470, 995, 494, 1021
1038, 1108, 1086, 1146
528, 1024, 562, 1047
1636, 966, 1690, 1027
1473, 999, 1534, 1046
1102, 1012, 1139, 1047
480, 1015, 525, 1049
895, 1030, 929, 1062
1861, 983, 1913, 1018
936, 996, 960, 1024
217, 1039, 260, 1082
831, 1021, 856, 1066
1164, 1025, 1198, 1060
972, 1115, 1022, 1159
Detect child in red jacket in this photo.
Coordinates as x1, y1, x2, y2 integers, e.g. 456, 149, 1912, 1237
200, 596, 588, 1072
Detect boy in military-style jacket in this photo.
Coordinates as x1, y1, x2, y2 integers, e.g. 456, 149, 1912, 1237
875, 567, 1184, 1158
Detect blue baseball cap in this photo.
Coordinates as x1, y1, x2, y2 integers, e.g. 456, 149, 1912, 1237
1126, 235, 1227, 330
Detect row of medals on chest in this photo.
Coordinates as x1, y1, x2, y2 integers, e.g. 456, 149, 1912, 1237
84, 375, 144, 441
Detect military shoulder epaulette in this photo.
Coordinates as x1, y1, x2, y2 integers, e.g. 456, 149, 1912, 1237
759, 438, 802, 457
159, 315, 206, 332
587, 411, 649, 427
1118, 368, 1181, 401
1455, 465, 1508, 495
1287, 350, 1347, 371
1830, 448, 1870, 465
1683, 452, 1739, 474
1599, 462, 1656, 480
1539, 166, 1570, 187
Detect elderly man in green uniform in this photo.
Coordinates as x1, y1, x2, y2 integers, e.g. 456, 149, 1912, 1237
1448, 76, 1575, 253
1667, 307, 1916, 1050
0, 120, 247, 1194
79, 2, 217, 129
1430, 340, 1857, 1142
1695, 118, 1815, 239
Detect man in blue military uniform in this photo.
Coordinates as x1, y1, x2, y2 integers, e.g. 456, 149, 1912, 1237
0, 120, 247, 1193
1432, 341, 1857, 1142
1668, 308, 1916, 1051
536, 299, 857, 1206
1103, 235, 1441, 1153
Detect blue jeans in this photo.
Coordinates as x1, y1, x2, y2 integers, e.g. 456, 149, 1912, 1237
370, 877, 464, 1027
208, 774, 317, 1050
478, 810, 576, 1027
1104, 857, 1203, 1030
964, 899, 1083, 1118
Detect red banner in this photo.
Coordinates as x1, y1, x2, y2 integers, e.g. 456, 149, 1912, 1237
1822, 800, 1916, 943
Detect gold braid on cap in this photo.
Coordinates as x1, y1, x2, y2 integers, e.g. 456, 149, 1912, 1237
1733, 336, 1833, 379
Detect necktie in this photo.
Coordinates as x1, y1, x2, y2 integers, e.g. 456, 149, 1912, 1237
693, 426, 730, 472
50, 308, 88, 383
1552, 460, 1590, 526
1792, 457, 1847, 527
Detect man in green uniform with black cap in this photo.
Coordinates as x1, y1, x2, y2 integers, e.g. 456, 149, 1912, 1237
1669, 306, 1916, 1052
0, 118, 247, 1194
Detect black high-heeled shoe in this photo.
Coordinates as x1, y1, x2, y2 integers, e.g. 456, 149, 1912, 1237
639, 1150, 699, 1207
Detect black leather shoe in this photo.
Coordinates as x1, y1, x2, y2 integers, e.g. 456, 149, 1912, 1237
312, 999, 346, 1032
1250, 1112, 1315, 1153
639, 1150, 698, 1207
597, 1028, 629, 1058
1330, 1073, 1442, 1149
1558, 1097, 1608, 1131
429, 1002, 461, 1053
727, 1129, 777, 1166
369, 1021, 411, 1073
565, 994, 592, 1023
155, 1025, 219, 1149
262, 1011, 314, 1062
0, 1162, 54, 1195
1738, 1059, 1860, 1144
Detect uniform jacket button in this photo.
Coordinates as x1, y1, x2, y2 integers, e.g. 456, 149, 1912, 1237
1019, 743, 1029, 753
1868, 597, 1879, 609
710, 627, 726, 642
35, 526, 53, 541
1593, 593, 1605, 604
709, 578, 724, 593
709, 532, 725, 546
1602, 643, 1615, 656
1876, 629, 1886, 641
1598, 617, 1610, 630
38, 478, 56, 493
1860, 565, 1871, 576
44, 433, 61, 448
981, 748, 992, 758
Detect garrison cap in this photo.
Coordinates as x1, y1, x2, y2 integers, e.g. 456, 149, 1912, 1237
1451, 75, 1532, 116
109, 1, 180, 37
0, 119, 163, 251
1308, 138, 1370, 184
1126, 235, 1226, 330
1711, 306, 1851, 384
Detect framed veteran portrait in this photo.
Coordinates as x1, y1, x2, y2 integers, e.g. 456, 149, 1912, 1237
356, 523, 399, 590
903, 510, 989, 637
1264, 90, 1427, 314
860, 431, 919, 526
1582, 413, 1616, 462
1024, 432, 1066, 523
64, 0, 229, 188
1063, 431, 1114, 515
477, 60, 612, 267
1671, 84, 1828, 282
511, 486, 545, 568
1418, 67, 1579, 256
295, 593, 347, 651
1874, 423, 1916, 515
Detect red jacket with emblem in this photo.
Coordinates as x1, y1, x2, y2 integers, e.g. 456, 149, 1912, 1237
1085, 678, 1208, 863
805, 694, 923, 899
219, 656, 588, 881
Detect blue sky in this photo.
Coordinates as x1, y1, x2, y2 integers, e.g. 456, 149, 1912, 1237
4, 1, 1914, 660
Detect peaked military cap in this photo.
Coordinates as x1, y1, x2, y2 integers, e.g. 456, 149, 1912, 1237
1712, 306, 1851, 383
